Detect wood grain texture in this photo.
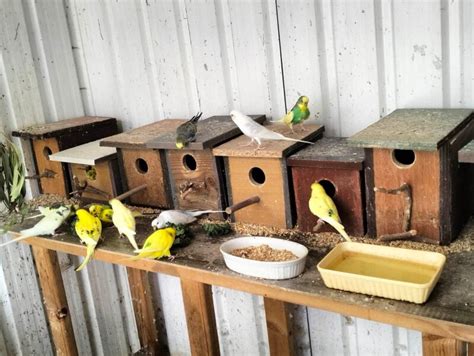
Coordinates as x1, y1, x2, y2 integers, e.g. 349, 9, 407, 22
264, 298, 294, 356
121, 148, 171, 208
422, 334, 464, 356
373, 148, 440, 242
180, 279, 219, 356
12, 116, 116, 139
226, 157, 288, 228
213, 123, 324, 158
32, 137, 68, 195
364, 148, 377, 237
167, 149, 223, 211
291, 166, 365, 236
146, 114, 266, 150
31, 246, 78, 356
100, 119, 185, 149
127, 268, 159, 355
70, 161, 116, 201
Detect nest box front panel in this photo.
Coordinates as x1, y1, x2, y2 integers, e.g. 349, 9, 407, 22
227, 157, 287, 228
70, 161, 116, 201
167, 150, 221, 211
373, 148, 440, 241
121, 148, 171, 208
32, 137, 68, 195
292, 167, 365, 236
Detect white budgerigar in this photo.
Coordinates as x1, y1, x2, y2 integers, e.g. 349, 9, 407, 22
151, 209, 223, 229
230, 110, 314, 149
0, 205, 71, 247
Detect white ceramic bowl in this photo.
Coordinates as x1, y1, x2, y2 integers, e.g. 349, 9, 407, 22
220, 236, 308, 280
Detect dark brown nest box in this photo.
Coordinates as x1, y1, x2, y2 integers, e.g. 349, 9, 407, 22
146, 115, 266, 214
100, 120, 184, 208
213, 123, 324, 229
49, 140, 121, 202
12, 116, 118, 196
349, 109, 474, 245
287, 137, 366, 236
458, 140, 474, 218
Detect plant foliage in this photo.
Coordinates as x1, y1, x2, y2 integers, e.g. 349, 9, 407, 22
0, 136, 26, 213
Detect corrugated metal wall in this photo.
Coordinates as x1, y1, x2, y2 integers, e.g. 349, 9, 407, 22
2, 0, 473, 354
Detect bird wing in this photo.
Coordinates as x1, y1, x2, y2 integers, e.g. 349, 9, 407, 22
282, 111, 294, 125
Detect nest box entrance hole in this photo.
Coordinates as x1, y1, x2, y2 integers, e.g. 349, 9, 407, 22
43, 146, 52, 160
249, 167, 266, 186
392, 149, 416, 168
319, 179, 336, 198
183, 154, 197, 171
135, 158, 149, 174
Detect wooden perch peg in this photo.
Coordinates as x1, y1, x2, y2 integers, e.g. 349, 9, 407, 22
114, 183, 148, 201
378, 230, 417, 242
25, 169, 56, 180
225, 196, 260, 215
69, 176, 111, 199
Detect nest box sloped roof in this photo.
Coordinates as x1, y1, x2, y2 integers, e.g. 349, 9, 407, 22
459, 140, 474, 163
348, 109, 474, 151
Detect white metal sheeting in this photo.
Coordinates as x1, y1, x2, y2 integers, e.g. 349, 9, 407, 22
3, 0, 474, 354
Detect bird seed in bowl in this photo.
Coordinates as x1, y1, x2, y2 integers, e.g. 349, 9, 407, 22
230, 244, 298, 262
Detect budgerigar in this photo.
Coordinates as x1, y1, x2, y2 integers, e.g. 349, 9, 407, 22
74, 209, 102, 271
132, 227, 176, 260
109, 199, 138, 250
151, 209, 224, 229
230, 110, 314, 149
282, 96, 310, 132
176, 112, 203, 149
308, 182, 351, 242
89, 204, 113, 223
0, 205, 71, 247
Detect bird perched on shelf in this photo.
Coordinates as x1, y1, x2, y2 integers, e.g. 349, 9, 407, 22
131, 227, 176, 260
151, 209, 224, 229
176, 112, 203, 149
74, 209, 102, 271
282, 95, 310, 132
88, 204, 113, 223
308, 182, 351, 242
0, 205, 71, 247
230, 110, 314, 150
109, 199, 139, 250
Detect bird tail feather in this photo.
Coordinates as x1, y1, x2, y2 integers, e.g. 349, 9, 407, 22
124, 232, 139, 250
281, 136, 314, 145
188, 210, 225, 217
75, 244, 96, 271
0, 232, 34, 247
327, 218, 351, 242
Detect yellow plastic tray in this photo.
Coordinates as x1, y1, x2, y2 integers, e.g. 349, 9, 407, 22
317, 242, 446, 304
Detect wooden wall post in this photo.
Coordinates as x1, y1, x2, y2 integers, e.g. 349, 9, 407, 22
180, 279, 219, 356
31, 246, 78, 356
422, 334, 465, 356
264, 298, 294, 356
127, 268, 159, 354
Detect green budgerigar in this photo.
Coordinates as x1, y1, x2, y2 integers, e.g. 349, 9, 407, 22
282, 96, 310, 132
176, 112, 203, 149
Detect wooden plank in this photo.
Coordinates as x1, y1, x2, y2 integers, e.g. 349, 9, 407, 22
348, 109, 474, 151
127, 268, 159, 355
121, 148, 171, 208
32, 137, 68, 195
180, 279, 219, 356
364, 148, 376, 237
459, 140, 474, 163
31, 246, 78, 356
146, 115, 266, 150
5, 227, 474, 343
287, 137, 365, 169
469, 342, 474, 356
12, 116, 116, 139
100, 119, 185, 149
422, 334, 464, 356
213, 123, 324, 158
373, 148, 440, 242
264, 298, 294, 356
49, 139, 117, 166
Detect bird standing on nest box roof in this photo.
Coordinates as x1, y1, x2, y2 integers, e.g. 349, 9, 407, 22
176, 112, 203, 149
230, 110, 314, 150
74, 209, 102, 271
282, 95, 310, 132
308, 182, 351, 242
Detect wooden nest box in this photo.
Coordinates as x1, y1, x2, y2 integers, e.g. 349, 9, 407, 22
48, 140, 121, 201
349, 109, 474, 245
146, 115, 266, 214
100, 120, 184, 208
213, 123, 324, 228
287, 138, 366, 236
12, 116, 118, 196
458, 140, 474, 218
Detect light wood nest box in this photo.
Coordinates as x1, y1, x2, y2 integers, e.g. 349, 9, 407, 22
348, 109, 474, 245
49, 139, 121, 202
146, 115, 266, 214
100, 120, 184, 208
213, 123, 324, 229
287, 138, 366, 236
12, 116, 118, 196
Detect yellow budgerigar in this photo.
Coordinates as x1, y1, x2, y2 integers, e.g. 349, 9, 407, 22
132, 227, 176, 260
308, 182, 351, 242
88, 204, 113, 223
75, 209, 102, 271
109, 199, 139, 250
